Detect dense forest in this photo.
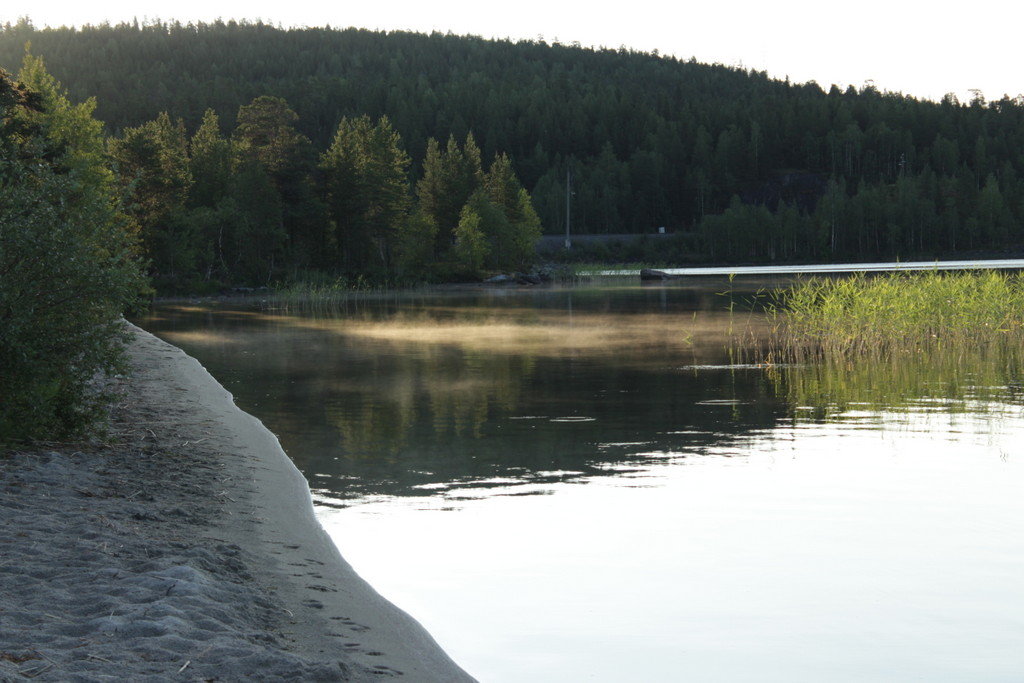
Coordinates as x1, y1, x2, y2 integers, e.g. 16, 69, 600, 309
3, 19, 1024, 281
105, 99, 541, 289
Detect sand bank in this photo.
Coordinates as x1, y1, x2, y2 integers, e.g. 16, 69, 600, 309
0, 324, 474, 681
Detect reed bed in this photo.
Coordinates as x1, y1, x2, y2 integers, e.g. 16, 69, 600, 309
752, 270, 1024, 417
773, 270, 1024, 356
259, 279, 419, 316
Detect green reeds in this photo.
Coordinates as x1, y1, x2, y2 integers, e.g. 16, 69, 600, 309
775, 270, 1024, 356
260, 277, 416, 315
755, 271, 1024, 418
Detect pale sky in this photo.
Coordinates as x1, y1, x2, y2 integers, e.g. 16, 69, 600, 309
4, 0, 1021, 104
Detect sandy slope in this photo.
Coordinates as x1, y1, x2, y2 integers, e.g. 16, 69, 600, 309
0, 324, 474, 682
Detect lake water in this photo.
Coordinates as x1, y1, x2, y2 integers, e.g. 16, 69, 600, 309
138, 278, 1024, 682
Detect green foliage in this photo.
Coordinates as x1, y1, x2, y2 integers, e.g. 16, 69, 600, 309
234, 95, 309, 177
109, 112, 193, 282
31, 22, 1024, 287
416, 133, 485, 256
511, 189, 543, 262
0, 66, 145, 442
753, 272, 1024, 420
767, 343, 1024, 422
774, 271, 1024, 357
188, 108, 234, 210
484, 154, 521, 215
227, 160, 286, 284
733, 271, 1024, 421
320, 115, 412, 276
98, 94, 545, 289
464, 190, 509, 269
453, 204, 488, 276
393, 210, 438, 280
234, 95, 328, 272
482, 155, 543, 269
2, 22, 1024, 262
17, 52, 112, 197
458, 188, 537, 272
416, 149, 544, 274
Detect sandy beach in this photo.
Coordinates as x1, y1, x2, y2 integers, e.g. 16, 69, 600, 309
0, 323, 475, 681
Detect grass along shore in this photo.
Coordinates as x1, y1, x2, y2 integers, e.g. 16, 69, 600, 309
748, 271, 1024, 418
771, 270, 1024, 356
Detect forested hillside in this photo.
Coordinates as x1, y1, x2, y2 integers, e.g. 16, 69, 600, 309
2, 19, 1023, 269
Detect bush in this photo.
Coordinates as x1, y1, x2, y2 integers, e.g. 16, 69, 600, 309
0, 66, 146, 442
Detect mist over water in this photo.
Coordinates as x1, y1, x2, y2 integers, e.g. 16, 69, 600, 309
139, 279, 1024, 682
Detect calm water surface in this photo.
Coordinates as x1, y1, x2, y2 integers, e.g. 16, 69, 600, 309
138, 279, 1024, 682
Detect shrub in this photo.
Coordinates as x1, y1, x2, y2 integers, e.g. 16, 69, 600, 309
0, 65, 146, 442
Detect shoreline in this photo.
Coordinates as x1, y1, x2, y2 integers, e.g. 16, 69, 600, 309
0, 323, 474, 681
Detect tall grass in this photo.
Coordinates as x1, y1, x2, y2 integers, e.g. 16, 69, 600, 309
756, 271, 1024, 417
775, 271, 1024, 356
257, 276, 417, 315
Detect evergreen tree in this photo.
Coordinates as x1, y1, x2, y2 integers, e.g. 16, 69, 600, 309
453, 204, 488, 276
416, 133, 484, 255
185, 109, 236, 281
227, 159, 286, 284
481, 155, 543, 269
110, 112, 194, 283
394, 210, 439, 280
234, 95, 328, 271
9, 22, 1024, 272
188, 108, 233, 209
485, 153, 524, 217
320, 114, 411, 275
17, 52, 113, 198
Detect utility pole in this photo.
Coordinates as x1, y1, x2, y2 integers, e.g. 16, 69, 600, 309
564, 166, 572, 250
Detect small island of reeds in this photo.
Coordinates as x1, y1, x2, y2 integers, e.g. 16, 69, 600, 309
760, 271, 1024, 418
776, 270, 1024, 354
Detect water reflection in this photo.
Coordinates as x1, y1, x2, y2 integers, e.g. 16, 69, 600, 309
762, 334, 1024, 431
142, 287, 783, 504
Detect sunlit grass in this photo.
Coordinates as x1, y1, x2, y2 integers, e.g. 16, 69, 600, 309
755, 271, 1024, 418
773, 270, 1024, 356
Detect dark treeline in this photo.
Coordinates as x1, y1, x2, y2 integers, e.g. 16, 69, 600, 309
2, 19, 1024, 267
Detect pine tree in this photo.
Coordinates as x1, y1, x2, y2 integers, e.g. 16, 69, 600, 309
453, 204, 488, 276
394, 210, 439, 280
188, 108, 233, 209
416, 133, 484, 255
484, 153, 523, 218
320, 115, 412, 275
17, 52, 113, 198
228, 159, 286, 284
110, 112, 194, 282
234, 95, 328, 271
481, 155, 543, 269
